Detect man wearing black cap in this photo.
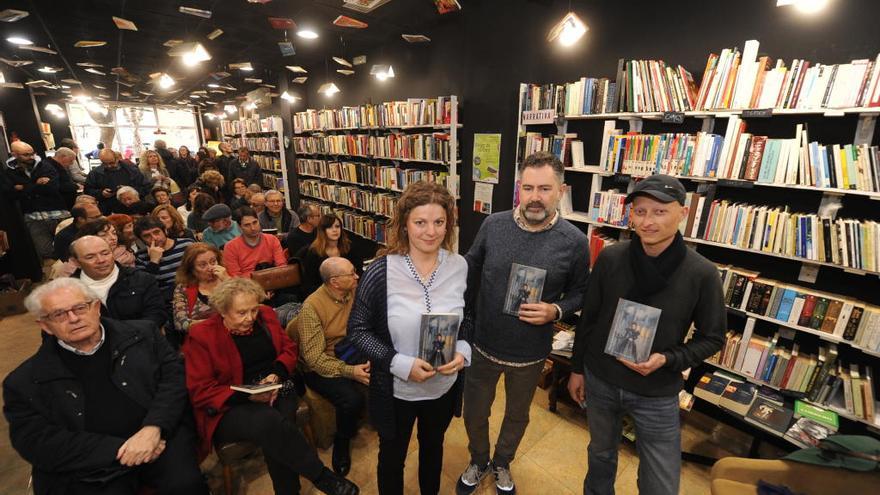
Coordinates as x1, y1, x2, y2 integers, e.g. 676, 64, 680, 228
567, 175, 725, 495
200, 203, 241, 250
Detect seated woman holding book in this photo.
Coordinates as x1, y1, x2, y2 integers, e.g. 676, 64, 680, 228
182, 277, 358, 495
347, 181, 471, 495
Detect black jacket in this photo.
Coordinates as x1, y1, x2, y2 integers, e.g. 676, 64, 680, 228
46, 157, 79, 210
2, 318, 186, 494
228, 158, 263, 188
0, 156, 69, 214
72, 264, 168, 329
172, 157, 198, 190
258, 208, 300, 242
84, 163, 150, 215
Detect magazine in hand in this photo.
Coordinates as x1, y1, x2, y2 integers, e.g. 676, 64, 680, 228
604, 298, 662, 363
230, 383, 283, 394
418, 313, 460, 368
502, 263, 547, 316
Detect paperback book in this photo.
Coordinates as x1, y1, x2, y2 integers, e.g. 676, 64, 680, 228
503, 263, 547, 316
417, 313, 460, 368
230, 383, 283, 394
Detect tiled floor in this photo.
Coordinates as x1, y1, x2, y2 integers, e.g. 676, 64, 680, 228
0, 311, 757, 494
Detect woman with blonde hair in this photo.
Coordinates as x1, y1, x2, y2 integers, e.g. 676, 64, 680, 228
139, 149, 176, 192
194, 169, 225, 204
347, 181, 471, 495
153, 204, 196, 240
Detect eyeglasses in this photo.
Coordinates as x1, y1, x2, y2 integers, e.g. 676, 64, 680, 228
41, 300, 96, 323
331, 271, 358, 280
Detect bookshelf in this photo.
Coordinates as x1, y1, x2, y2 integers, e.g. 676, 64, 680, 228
220, 115, 290, 205
291, 96, 461, 246
515, 41, 880, 439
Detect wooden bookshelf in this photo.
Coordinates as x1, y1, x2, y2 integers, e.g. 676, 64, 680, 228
220, 115, 290, 205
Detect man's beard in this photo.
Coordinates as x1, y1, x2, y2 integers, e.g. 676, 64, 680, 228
520, 202, 550, 224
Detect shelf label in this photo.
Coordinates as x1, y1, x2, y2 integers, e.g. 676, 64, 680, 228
741, 108, 773, 118
661, 111, 685, 124
798, 263, 820, 284
717, 179, 755, 189
522, 109, 556, 125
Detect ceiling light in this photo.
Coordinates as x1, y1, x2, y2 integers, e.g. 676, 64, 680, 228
777, 0, 830, 14
158, 73, 175, 89
205, 113, 216, 120
296, 29, 318, 39
547, 12, 588, 47
45, 103, 63, 112
207, 83, 219, 88
6, 36, 32, 45
170, 42, 211, 67
245, 102, 257, 110
281, 91, 298, 102
318, 82, 340, 96
371, 64, 394, 81
85, 101, 108, 115
224, 104, 237, 113
38, 66, 60, 73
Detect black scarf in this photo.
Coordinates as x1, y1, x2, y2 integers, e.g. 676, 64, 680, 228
626, 232, 687, 304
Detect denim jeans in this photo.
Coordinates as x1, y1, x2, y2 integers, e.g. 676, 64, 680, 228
582, 367, 681, 495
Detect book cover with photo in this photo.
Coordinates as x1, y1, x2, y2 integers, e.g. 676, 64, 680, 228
604, 298, 662, 363
502, 263, 547, 316
418, 313, 460, 368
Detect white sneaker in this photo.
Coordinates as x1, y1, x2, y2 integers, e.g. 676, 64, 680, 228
456, 462, 491, 495
493, 463, 516, 494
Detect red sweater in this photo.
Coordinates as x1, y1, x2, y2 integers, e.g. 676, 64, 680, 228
182, 305, 297, 458
222, 233, 287, 277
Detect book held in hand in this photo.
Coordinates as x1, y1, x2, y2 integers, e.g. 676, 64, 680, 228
230, 383, 283, 394
418, 313, 460, 368
604, 298, 662, 363
502, 263, 547, 316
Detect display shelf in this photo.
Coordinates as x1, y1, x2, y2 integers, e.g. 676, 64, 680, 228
538, 106, 880, 122
296, 172, 405, 194
298, 193, 392, 219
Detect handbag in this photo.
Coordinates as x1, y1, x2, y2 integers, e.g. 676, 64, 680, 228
252, 263, 301, 291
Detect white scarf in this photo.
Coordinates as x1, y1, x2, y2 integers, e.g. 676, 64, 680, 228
80, 265, 120, 305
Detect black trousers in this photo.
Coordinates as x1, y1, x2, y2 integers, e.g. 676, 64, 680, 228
67, 425, 208, 495
377, 387, 455, 495
213, 394, 324, 495
303, 372, 365, 440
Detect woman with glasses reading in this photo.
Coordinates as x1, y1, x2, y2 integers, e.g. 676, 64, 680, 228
347, 181, 472, 495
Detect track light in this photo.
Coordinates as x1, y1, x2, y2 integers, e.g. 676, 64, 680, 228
318, 82, 340, 96
297, 29, 318, 40
547, 12, 588, 47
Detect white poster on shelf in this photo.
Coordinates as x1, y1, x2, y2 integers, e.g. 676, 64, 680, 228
473, 182, 494, 215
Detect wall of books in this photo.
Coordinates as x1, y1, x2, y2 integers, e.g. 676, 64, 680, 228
291, 96, 460, 245
220, 115, 290, 204
520, 39, 880, 450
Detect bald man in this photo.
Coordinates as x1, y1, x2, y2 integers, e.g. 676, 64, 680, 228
1, 141, 71, 259
84, 148, 150, 214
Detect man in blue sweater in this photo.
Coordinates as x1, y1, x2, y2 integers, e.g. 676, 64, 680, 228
457, 151, 589, 495
568, 175, 725, 495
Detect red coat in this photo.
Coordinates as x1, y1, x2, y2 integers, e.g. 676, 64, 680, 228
182, 305, 297, 458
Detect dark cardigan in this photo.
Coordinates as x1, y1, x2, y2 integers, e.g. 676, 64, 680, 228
347, 255, 473, 439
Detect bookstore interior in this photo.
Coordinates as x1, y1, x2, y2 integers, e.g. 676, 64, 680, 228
1, 0, 880, 494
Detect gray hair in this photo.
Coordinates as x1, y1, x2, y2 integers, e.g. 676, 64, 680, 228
74, 194, 97, 205
54, 147, 76, 160
264, 189, 283, 200
296, 204, 315, 220
116, 186, 139, 200
24, 278, 98, 317
208, 277, 266, 313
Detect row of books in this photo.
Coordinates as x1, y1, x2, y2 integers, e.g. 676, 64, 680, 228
557, 77, 618, 116
518, 132, 583, 167
588, 229, 617, 268
251, 154, 283, 172
229, 136, 281, 153
695, 40, 880, 111
293, 133, 453, 163
598, 120, 880, 192
684, 195, 880, 272
294, 159, 448, 192
719, 266, 880, 349
292, 97, 456, 132
262, 173, 285, 192
299, 179, 397, 218
220, 117, 280, 136
617, 59, 699, 113
305, 201, 388, 244
588, 189, 630, 227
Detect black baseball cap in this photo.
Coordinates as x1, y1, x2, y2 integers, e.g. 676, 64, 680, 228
625, 175, 686, 205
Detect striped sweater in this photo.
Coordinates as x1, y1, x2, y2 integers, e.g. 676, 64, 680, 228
135, 238, 194, 298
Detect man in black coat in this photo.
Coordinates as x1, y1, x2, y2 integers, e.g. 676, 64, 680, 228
84, 149, 150, 215
2, 278, 208, 495
229, 147, 264, 188
69, 235, 168, 329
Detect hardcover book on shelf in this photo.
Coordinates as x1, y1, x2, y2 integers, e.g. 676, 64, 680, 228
785, 417, 833, 447
694, 372, 735, 406
719, 381, 758, 415
604, 299, 661, 363
417, 313, 460, 368
502, 264, 547, 316
745, 397, 795, 434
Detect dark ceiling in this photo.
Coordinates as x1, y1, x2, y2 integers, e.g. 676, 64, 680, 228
0, 0, 460, 106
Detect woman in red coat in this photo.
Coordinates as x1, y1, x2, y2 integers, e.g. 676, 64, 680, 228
183, 277, 359, 495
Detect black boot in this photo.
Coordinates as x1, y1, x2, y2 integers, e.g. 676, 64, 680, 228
313, 467, 359, 495
332, 435, 352, 476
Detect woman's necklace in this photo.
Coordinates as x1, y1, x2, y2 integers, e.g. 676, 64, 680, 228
404, 253, 440, 312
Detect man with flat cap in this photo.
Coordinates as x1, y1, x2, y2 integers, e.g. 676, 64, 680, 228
567, 175, 725, 495
200, 203, 240, 250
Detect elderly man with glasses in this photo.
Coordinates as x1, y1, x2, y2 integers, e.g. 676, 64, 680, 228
2, 278, 208, 495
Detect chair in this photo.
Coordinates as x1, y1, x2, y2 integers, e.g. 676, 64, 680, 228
710, 456, 880, 495
215, 399, 315, 495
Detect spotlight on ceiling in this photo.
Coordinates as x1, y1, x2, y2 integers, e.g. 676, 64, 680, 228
776, 0, 830, 14
6, 36, 32, 45
169, 42, 211, 67
296, 29, 319, 40
158, 73, 175, 89
280, 91, 298, 103
38, 66, 61, 73
245, 102, 257, 110
318, 82, 340, 96
224, 104, 237, 114
371, 64, 395, 81
547, 12, 588, 47
45, 103, 66, 118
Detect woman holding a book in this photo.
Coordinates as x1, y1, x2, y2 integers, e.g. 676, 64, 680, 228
348, 181, 472, 495
182, 277, 359, 495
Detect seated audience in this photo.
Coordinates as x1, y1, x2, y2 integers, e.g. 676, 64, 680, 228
182, 277, 358, 495
77, 217, 137, 268
54, 202, 102, 261
229, 178, 250, 211
249, 192, 266, 216
300, 214, 362, 297
153, 204, 196, 240
134, 217, 194, 302
84, 148, 150, 214
107, 213, 139, 253
114, 186, 149, 216
69, 235, 166, 328
286, 204, 321, 258
3, 278, 208, 494
138, 149, 174, 192
259, 189, 300, 241
187, 192, 215, 235
194, 169, 225, 204
201, 204, 241, 250
223, 207, 286, 278
289, 257, 368, 477
150, 187, 173, 208
172, 243, 228, 334
54, 194, 98, 234
178, 185, 199, 224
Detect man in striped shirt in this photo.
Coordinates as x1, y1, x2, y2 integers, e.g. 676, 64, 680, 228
134, 216, 194, 312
